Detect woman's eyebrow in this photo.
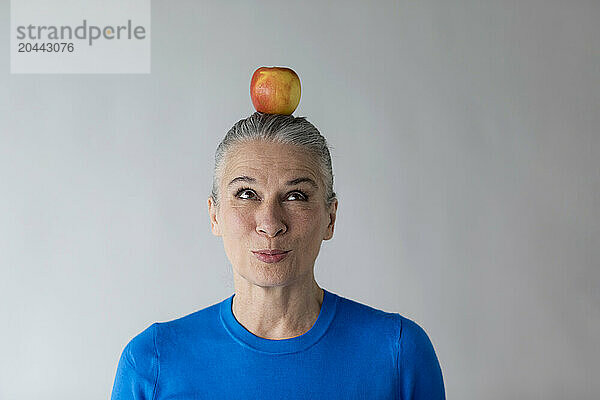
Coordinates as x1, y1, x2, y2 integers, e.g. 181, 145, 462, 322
228, 176, 256, 187
227, 176, 318, 189
286, 177, 318, 189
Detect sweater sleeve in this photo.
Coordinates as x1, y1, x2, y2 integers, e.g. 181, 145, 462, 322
397, 316, 446, 400
111, 323, 159, 400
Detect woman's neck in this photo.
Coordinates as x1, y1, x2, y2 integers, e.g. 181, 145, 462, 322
231, 279, 324, 340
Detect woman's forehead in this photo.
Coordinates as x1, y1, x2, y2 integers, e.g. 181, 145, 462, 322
223, 141, 322, 183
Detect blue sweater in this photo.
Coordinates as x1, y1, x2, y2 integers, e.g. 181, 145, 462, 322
111, 289, 445, 399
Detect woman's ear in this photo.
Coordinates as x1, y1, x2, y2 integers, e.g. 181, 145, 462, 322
323, 199, 338, 241
207, 197, 221, 236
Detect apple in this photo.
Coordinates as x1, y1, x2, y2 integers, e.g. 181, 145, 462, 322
250, 66, 301, 115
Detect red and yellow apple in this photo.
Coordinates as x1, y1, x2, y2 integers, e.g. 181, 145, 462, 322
250, 66, 301, 115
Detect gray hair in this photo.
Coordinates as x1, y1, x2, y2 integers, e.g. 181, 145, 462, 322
210, 111, 337, 209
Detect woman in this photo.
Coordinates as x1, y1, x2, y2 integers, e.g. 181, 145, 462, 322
111, 112, 446, 399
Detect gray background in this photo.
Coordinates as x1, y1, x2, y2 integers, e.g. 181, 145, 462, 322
1, 0, 599, 398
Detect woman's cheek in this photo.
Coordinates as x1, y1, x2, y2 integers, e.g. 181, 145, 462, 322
291, 208, 320, 229
230, 209, 254, 233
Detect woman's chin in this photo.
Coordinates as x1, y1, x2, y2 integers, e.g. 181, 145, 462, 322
243, 264, 298, 287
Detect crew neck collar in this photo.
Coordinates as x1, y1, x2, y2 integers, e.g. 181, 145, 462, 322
219, 288, 338, 354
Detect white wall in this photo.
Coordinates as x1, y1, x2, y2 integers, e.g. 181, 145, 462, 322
1, 0, 598, 398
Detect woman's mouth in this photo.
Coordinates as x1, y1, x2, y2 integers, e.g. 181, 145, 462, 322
251, 250, 290, 263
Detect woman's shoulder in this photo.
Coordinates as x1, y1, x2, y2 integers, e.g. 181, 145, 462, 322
155, 298, 228, 342
330, 291, 401, 343
159, 299, 223, 328
332, 290, 435, 346
333, 290, 400, 323
115, 322, 159, 387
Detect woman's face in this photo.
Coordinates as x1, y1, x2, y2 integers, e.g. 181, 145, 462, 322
208, 140, 337, 289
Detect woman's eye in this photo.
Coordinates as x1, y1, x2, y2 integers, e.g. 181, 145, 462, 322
287, 191, 308, 201
236, 188, 257, 200
235, 188, 308, 201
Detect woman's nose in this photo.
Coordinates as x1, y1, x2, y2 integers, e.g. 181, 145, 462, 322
255, 200, 287, 238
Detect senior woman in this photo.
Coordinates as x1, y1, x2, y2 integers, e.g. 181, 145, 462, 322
111, 112, 445, 399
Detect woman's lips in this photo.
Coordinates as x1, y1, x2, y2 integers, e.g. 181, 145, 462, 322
252, 250, 290, 263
